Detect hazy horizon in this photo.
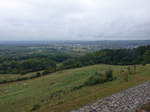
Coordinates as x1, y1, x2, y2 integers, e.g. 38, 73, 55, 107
0, 0, 150, 40
0, 39, 150, 41
0, 39, 150, 42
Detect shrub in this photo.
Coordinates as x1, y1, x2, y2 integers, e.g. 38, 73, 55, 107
127, 66, 131, 74
141, 62, 146, 66
36, 72, 41, 77
72, 85, 83, 91
42, 70, 49, 75
20, 71, 27, 75
84, 72, 106, 86
122, 71, 129, 82
31, 104, 41, 111
105, 69, 113, 81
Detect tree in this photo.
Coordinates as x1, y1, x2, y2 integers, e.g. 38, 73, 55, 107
21, 58, 56, 73
143, 50, 150, 64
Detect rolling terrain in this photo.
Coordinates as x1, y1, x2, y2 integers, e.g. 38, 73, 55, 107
0, 64, 150, 112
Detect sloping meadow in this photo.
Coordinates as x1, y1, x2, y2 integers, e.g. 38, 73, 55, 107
0, 64, 150, 112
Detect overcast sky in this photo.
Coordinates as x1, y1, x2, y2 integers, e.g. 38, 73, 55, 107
0, 0, 150, 40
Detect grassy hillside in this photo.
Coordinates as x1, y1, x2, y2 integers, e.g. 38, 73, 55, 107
0, 72, 38, 83
0, 64, 150, 112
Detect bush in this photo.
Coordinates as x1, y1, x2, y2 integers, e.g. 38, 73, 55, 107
122, 71, 129, 82
31, 104, 41, 111
84, 72, 106, 86
105, 69, 113, 81
20, 71, 28, 75
72, 85, 83, 91
42, 70, 49, 75
36, 72, 41, 77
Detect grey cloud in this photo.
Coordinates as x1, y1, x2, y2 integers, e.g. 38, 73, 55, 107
0, 0, 150, 40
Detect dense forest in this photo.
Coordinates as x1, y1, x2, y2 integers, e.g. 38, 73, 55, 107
61, 46, 150, 69
0, 53, 71, 74
0, 45, 150, 75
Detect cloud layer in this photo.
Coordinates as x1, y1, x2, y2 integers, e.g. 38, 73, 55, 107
0, 0, 150, 40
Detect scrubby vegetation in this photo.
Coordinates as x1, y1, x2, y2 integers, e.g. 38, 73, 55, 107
84, 72, 106, 86
0, 64, 150, 112
83, 70, 113, 86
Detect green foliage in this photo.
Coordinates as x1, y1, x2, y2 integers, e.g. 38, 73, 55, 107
133, 65, 136, 74
105, 69, 113, 81
0, 64, 150, 112
143, 50, 150, 63
0, 58, 56, 74
21, 58, 56, 72
84, 72, 106, 86
31, 104, 41, 111
83, 70, 114, 86
127, 66, 131, 74
61, 46, 150, 70
0, 45, 150, 75
121, 69, 129, 82
42, 65, 56, 75
124, 74, 129, 82
36, 72, 41, 77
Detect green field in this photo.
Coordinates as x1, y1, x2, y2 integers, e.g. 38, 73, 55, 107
0, 71, 42, 84
0, 64, 150, 112
0, 73, 36, 83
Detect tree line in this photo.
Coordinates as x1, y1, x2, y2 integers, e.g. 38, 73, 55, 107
60, 45, 150, 69
0, 53, 71, 74
0, 45, 150, 75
